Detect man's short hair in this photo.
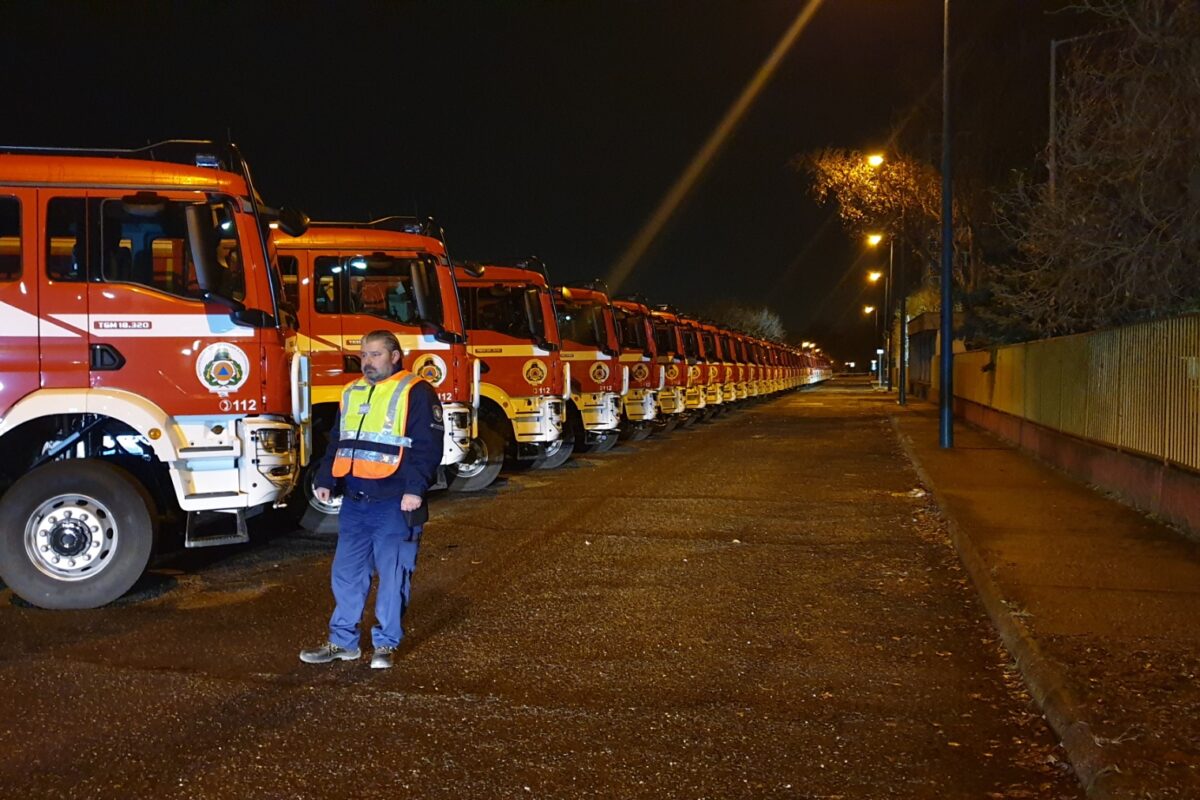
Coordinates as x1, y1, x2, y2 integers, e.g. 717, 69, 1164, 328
362, 330, 403, 356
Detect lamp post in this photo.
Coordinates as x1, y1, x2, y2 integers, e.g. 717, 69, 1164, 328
939, 0, 954, 448
867, 269, 889, 391
862, 304, 880, 384
867, 232, 900, 399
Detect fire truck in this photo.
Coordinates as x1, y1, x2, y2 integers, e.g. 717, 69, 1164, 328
611, 298, 660, 440
454, 261, 571, 473
647, 306, 690, 431
724, 330, 750, 402
0, 141, 310, 609
271, 218, 481, 525
552, 283, 624, 453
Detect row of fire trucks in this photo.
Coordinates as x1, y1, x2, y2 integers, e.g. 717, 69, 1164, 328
0, 141, 830, 609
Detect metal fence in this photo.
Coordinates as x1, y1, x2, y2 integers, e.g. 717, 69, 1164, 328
954, 313, 1200, 473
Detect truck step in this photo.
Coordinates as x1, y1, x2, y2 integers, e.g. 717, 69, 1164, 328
184, 508, 249, 548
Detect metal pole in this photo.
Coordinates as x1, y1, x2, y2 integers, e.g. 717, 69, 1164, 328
1048, 38, 1059, 202
897, 214, 907, 406
939, 0, 954, 447
885, 238, 894, 391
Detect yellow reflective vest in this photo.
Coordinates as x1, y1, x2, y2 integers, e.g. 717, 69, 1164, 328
331, 369, 422, 480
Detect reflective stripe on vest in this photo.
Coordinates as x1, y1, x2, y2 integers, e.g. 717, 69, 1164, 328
331, 370, 421, 479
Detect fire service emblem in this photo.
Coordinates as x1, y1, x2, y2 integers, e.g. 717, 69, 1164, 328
523, 358, 549, 386
196, 342, 250, 396
667, 364, 680, 381
413, 353, 447, 386
632, 363, 650, 382
589, 362, 611, 383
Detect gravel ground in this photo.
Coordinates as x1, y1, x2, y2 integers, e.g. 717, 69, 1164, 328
0, 383, 1083, 798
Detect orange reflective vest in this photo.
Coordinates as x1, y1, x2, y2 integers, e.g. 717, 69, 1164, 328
331, 369, 422, 480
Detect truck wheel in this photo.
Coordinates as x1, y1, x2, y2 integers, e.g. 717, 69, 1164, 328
0, 460, 155, 610
295, 460, 342, 534
589, 430, 620, 453
447, 418, 505, 492
626, 423, 653, 441
530, 427, 575, 470
655, 415, 680, 434
289, 428, 341, 533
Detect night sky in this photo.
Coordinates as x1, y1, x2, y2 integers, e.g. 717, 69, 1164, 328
2, 1, 1056, 363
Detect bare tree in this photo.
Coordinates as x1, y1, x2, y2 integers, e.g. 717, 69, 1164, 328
703, 302, 786, 341
988, 0, 1200, 337
796, 148, 979, 295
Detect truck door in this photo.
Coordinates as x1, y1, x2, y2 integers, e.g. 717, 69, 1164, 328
39, 192, 91, 390
307, 252, 356, 384
83, 192, 261, 416
0, 189, 39, 411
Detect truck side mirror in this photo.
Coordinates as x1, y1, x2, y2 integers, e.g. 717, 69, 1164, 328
523, 287, 544, 342
411, 258, 434, 322
185, 204, 220, 293
276, 207, 309, 237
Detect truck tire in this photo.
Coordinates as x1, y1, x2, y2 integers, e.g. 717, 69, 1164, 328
529, 427, 575, 470
0, 460, 155, 610
589, 430, 620, 453
446, 417, 505, 492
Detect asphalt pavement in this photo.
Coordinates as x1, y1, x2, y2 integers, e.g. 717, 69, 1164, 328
0, 381, 1086, 799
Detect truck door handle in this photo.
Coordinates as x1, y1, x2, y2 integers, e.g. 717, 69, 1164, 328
90, 344, 126, 371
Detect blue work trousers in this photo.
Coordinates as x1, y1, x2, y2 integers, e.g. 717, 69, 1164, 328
328, 495, 422, 650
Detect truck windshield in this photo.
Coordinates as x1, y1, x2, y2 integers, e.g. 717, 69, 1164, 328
701, 332, 718, 360
468, 283, 540, 340
616, 309, 646, 350
340, 253, 444, 326
556, 301, 605, 348
653, 322, 676, 356
683, 329, 700, 360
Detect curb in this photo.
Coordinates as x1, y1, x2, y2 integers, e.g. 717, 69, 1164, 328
889, 414, 1120, 799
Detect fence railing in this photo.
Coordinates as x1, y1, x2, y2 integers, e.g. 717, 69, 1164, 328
955, 314, 1200, 473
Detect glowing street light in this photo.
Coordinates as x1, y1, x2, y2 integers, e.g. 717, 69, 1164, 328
866, 233, 883, 247
867, 270, 883, 284
863, 305, 876, 314
866, 153, 885, 168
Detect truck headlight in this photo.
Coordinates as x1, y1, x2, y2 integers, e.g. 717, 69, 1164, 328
255, 428, 294, 455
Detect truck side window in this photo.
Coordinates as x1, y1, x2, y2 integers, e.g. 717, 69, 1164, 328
45, 198, 87, 282
0, 197, 18, 281
313, 256, 342, 314
97, 197, 239, 301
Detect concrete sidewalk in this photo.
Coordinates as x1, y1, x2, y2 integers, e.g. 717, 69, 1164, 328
893, 403, 1200, 799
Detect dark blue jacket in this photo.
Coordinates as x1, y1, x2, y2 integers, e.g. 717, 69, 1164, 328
315, 377, 443, 510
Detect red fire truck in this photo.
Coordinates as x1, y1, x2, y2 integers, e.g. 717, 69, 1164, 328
455, 261, 571, 474
611, 298, 660, 440
648, 306, 690, 431
552, 283, 624, 453
271, 218, 480, 525
0, 141, 310, 609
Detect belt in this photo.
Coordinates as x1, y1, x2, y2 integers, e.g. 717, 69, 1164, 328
346, 490, 394, 503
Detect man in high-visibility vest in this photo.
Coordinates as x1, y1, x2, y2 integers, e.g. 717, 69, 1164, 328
300, 330, 443, 669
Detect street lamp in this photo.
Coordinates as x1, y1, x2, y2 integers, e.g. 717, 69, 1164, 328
862, 307, 880, 386
866, 153, 885, 168
866, 234, 901, 400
